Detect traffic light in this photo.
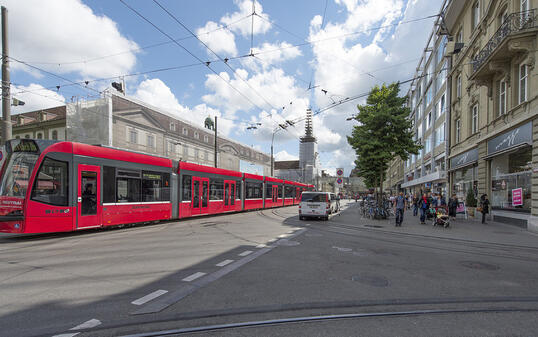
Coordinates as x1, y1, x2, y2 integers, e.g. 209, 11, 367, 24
111, 82, 123, 93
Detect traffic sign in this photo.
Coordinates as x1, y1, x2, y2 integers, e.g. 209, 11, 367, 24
337, 178, 343, 184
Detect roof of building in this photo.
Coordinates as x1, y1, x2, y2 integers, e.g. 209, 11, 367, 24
274, 160, 300, 170
11, 105, 66, 126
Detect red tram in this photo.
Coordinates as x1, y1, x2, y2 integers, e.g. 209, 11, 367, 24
0, 139, 315, 234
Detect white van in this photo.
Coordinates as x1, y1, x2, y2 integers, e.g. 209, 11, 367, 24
299, 192, 337, 221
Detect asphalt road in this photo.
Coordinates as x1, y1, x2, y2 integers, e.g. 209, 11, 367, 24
1, 201, 538, 337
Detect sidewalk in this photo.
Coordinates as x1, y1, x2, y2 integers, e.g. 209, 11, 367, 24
334, 202, 538, 248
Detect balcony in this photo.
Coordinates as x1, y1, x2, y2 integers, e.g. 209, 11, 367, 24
471, 9, 537, 79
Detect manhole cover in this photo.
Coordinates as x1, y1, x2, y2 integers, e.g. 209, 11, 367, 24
364, 224, 384, 228
460, 261, 500, 271
276, 239, 300, 246
351, 273, 389, 287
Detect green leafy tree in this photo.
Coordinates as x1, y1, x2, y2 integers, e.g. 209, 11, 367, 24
466, 187, 477, 207
347, 82, 420, 205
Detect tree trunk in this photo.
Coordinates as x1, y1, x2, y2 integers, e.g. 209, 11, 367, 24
378, 166, 383, 208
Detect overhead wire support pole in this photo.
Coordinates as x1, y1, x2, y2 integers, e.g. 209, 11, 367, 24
214, 116, 217, 168
1, 6, 10, 145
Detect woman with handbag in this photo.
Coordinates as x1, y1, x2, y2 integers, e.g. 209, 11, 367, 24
479, 194, 490, 224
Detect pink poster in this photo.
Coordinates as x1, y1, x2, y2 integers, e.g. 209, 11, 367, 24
512, 188, 523, 206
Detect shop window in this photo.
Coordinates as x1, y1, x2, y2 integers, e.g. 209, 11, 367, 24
452, 166, 477, 200
471, 104, 479, 134
519, 64, 527, 104
37, 133, 43, 139
30, 158, 68, 206
182, 175, 192, 201
490, 146, 532, 211
498, 80, 506, 116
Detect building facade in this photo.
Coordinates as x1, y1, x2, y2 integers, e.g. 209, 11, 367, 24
401, 1, 450, 197
444, 0, 537, 229
9, 94, 272, 174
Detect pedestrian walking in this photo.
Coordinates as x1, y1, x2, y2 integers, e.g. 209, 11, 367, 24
440, 194, 446, 206
448, 194, 458, 219
418, 193, 429, 224
479, 194, 490, 224
413, 193, 418, 216
394, 192, 406, 227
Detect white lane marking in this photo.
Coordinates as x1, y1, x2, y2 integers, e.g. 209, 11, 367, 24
238, 250, 252, 256
255, 244, 266, 248
216, 259, 234, 267
131, 290, 168, 306
266, 239, 277, 243
332, 246, 352, 252
182, 272, 206, 282
278, 234, 290, 238
69, 319, 101, 330
53, 334, 80, 337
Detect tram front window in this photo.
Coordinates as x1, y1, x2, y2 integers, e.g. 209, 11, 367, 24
0, 151, 38, 199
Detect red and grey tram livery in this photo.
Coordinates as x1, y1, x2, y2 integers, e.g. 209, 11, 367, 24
0, 139, 314, 234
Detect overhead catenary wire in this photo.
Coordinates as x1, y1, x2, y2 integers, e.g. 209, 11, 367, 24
120, 0, 274, 116
152, 0, 281, 114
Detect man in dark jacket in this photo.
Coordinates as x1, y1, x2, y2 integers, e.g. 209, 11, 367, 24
480, 194, 490, 224
418, 193, 429, 224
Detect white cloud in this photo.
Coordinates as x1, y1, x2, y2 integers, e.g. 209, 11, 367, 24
3, 0, 138, 79
133, 78, 234, 136
220, 0, 271, 37
242, 42, 302, 71
306, 0, 442, 174
195, 21, 238, 57
11, 84, 66, 114
274, 150, 298, 161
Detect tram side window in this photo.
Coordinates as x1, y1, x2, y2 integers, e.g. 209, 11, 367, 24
116, 178, 140, 203
209, 178, 224, 200
182, 175, 191, 201
31, 158, 68, 206
103, 166, 116, 203
236, 180, 241, 200
278, 185, 283, 199
141, 171, 170, 202
265, 184, 272, 199
246, 182, 262, 199
285, 186, 294, 198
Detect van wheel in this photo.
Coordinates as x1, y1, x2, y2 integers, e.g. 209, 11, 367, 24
299, 216, 304, 220
324, 216, 329, 221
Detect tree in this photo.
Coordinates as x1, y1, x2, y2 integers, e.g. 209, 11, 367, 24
347, 82, 420, 206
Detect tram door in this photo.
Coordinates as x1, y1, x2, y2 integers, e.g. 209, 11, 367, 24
77, 164, 101, 229
224, 180, 236, 210
192, 177, 209, 215
272, 185, 278, 204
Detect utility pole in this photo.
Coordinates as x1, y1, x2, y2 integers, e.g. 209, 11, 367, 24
214, 116, 217, 168
1, 6, 11, 145
270, 132, 275, 177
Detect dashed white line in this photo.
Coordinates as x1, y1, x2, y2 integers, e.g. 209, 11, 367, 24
69, 319, 101, 330
238, 250, 252, 256
52, 333, 80, 337
216, 259, 234, 267
131, 290, 168, 306
278, 234, 290, 238
255, 244, 267, 248
182, 272, 206, 282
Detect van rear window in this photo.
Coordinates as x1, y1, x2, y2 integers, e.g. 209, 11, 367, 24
301, 193, 326, 202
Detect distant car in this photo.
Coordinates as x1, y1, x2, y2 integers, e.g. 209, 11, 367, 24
299, 192, 338, 221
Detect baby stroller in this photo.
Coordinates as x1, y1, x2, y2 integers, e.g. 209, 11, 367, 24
426, 204, 436, 220
433, 206, 450, 228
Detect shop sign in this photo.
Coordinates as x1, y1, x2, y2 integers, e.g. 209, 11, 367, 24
450, 148, 478, 169
512, 188, 523, 206
487, 122, 532, 156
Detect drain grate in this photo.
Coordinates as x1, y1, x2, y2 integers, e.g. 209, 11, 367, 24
460, 261, 500, 271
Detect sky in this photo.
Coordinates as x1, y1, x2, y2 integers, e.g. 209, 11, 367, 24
1, 0, 443, 176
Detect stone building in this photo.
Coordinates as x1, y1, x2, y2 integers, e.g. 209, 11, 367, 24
444, 0, 537, 229
8, 93, 271, 173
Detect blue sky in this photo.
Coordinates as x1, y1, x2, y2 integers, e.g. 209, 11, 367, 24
2, 0, 442, 175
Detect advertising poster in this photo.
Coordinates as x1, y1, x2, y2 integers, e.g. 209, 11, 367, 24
512, 188, 523, 206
